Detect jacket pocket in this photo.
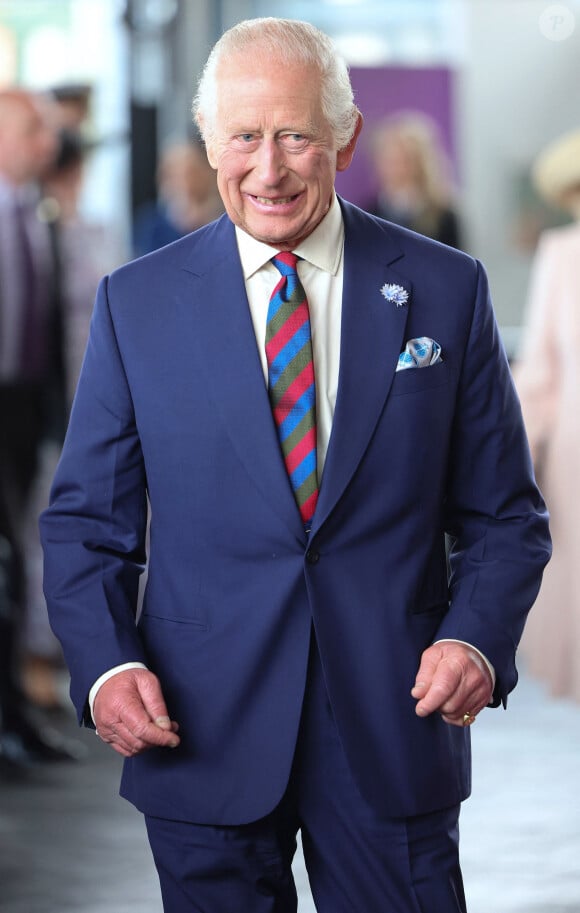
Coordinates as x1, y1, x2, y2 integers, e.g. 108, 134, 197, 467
140, 602, 209, 629
390, 361, 450, 396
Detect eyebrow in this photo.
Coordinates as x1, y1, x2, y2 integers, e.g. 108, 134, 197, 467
227, 120, 319, 137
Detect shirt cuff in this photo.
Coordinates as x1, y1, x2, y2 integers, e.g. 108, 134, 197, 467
434, 639, 496, 692
88, 662, 148, 723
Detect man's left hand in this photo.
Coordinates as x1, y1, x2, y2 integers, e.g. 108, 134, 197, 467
411, 642, 494, 726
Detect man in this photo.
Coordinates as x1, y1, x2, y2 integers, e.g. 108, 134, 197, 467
132, 139, 223, 256
0, 89, 58, 532
40, 18, 550, 912
0, 88, 78, 771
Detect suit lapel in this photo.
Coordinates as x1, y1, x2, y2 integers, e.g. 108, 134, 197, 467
180, 218, 305, 542
178, 206, 412, 541
313, 202, 411, 532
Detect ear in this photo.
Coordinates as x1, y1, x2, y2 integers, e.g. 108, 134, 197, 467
336, 112, 364, 173
205, 143, 218, 170
196, 114, 218, 169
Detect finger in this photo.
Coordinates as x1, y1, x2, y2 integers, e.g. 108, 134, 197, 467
441, 708, 479, 728
438, 677, 493, 724
93, 670, 181, 752
414, 656, 464, 717
98, 716, 174, 756
118, 698, 180, 748
125, 715, 180, 749
109, 674, 181, 747
439, 689, 484, 720
95, 671, 180, 757
152, 718, 180, 733
99, 704, 180, 750
413, 643, 494, 720
436, 660, 493, 720
410, 649, 442, 698
153, 715, 173, 731
96, 723, 143, 757
134, 674, 176, 729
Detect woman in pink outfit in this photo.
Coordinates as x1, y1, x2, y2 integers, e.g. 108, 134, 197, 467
513, 128, 580, 702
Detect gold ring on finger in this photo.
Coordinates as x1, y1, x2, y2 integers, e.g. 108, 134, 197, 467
462, 711, 476, 727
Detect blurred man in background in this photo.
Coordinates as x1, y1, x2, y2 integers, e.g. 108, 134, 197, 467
0, 88, 80, 773
132, 138, 223, 256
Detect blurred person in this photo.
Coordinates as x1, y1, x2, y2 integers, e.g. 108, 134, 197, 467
365, 110, 462, 248
512, 127, 580, 703
48, 83, 92, 134
41, 18, 549, 912
39, 128, 127, 410
0, 88, 82, 769
20, 128, 126, 712
133, 138, 223, 256
0, 484, 20, 777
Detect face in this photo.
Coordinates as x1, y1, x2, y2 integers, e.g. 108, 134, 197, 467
375, 135, 422, 192
0, 96, 57, 185
203, 54, 361, 250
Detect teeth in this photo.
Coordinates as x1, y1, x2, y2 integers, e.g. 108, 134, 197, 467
254, 196, 294, 205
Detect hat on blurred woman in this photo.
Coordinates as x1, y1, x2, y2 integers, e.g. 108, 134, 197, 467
532, 127, 580, 210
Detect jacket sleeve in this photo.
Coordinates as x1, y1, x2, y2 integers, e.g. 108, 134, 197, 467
435, 259, 551, 705
40, 276, 149, 723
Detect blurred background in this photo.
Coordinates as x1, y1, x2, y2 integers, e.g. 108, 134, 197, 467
1, 2, 580, 912
0, 0, 578, 333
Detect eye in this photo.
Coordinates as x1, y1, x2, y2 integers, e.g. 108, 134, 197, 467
279, 133, 309, 151
233, 133, 259, 149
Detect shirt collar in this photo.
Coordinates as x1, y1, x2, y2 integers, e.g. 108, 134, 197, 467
235, 193, 344, 280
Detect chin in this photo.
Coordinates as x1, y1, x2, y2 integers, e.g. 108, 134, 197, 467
251, 226, 299, 248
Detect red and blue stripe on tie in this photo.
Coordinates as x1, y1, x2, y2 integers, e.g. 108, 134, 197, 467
266, 252, 319, 531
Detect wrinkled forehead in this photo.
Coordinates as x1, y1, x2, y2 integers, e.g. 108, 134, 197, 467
214, 55, 323, 118
216, 46, 321, 88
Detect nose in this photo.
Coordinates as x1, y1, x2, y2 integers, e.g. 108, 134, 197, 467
254, 137, 286, 186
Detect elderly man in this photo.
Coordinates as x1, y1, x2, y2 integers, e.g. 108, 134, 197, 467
41, 18, 550, 913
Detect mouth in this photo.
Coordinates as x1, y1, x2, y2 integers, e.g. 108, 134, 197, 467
250, 194, 300, 206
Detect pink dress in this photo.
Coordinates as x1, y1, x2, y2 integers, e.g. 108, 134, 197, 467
512, 220, 580, 702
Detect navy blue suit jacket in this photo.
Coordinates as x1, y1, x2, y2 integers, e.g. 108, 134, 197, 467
40, 199, 550, 825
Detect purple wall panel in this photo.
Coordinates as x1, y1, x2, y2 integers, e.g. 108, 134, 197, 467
335, 66, 457, 209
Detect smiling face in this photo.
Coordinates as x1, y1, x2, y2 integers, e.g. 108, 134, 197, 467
203, 53, 361, 250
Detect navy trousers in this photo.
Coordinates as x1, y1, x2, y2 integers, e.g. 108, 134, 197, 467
145, 640, 467, 913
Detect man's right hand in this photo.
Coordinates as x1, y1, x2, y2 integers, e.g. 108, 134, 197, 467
93, 668, 180, 757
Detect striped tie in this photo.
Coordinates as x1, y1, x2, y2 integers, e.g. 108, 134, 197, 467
266, 252, 318, 532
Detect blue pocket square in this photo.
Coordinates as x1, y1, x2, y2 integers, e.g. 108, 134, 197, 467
396, 337, 442, 371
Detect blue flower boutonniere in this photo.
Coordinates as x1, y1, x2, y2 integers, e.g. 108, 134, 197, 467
380, 283, 409, 307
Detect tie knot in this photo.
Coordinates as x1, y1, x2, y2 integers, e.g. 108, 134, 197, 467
272, 251, 299, 277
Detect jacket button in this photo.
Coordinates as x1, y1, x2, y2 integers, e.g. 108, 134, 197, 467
306, 549, 320, 565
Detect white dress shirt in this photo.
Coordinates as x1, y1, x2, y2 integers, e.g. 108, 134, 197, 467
89, 195, 494, 717
238, 192, 344, 477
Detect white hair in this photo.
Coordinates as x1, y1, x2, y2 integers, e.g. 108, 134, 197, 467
193, 17, 360, 151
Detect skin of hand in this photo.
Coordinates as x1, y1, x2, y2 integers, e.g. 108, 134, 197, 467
411, 642, 494, 726
93, 669, 180, 757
